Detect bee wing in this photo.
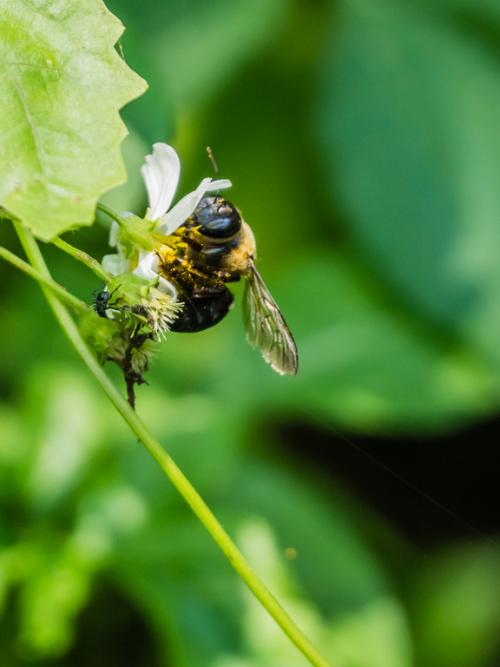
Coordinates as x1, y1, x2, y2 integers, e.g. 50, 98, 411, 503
243, 261, 298, 375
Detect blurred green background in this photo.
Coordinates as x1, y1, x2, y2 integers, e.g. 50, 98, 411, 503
2, 0, 500, 665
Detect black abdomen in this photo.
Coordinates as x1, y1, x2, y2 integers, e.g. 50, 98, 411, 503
170, 287, 233, 333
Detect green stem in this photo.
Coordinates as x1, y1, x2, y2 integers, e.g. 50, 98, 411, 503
0, 245, 87, 314
97, 202, 128, 228
52, 236, 111, 283
14, 221, 332, 667
97, 203, 152, 255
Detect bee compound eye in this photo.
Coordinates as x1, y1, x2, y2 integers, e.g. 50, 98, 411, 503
193, 197, 241, 239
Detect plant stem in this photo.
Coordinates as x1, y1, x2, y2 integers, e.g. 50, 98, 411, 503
0, 245, 87, 314
97, 202, 128, 228
14, 221, 333, 667
52, 236, 111, 283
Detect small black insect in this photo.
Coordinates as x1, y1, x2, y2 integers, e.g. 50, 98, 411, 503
92, 286, 118, 318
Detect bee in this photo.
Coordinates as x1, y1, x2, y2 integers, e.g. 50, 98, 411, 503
156, 195, 298, 375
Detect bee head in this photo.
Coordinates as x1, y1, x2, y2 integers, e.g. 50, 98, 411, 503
192, 196, 242, 239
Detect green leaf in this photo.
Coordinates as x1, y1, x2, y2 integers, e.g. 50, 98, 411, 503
0, 0, 146, 240
317, 0, 500, 370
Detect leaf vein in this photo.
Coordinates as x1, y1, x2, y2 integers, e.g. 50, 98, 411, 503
7, 68, 48, 190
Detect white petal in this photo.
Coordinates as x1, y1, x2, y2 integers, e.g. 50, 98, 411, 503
102, 253, 129, 276
157, 177, 233, 234
133, 251, 177, 298
157, 276, 178, 299
141, 143, 180, 221
207, 178, 232, 191
108, 221, 120, 248
133, 251, 159, 281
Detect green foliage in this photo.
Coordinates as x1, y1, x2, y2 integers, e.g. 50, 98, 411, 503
1, 0, 500, 665
411, 544, 500, 667
319, 0, 500, 373
105, 0, 291, 140
224, 253, 497, 432
0, 0, 146, 240
208, 521, 411, 667
0, 368, 412, 666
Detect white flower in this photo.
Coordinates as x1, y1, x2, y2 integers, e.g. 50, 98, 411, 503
102, 143, 232, 296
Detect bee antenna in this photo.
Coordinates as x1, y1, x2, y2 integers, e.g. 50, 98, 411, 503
206, 146, 219, 176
